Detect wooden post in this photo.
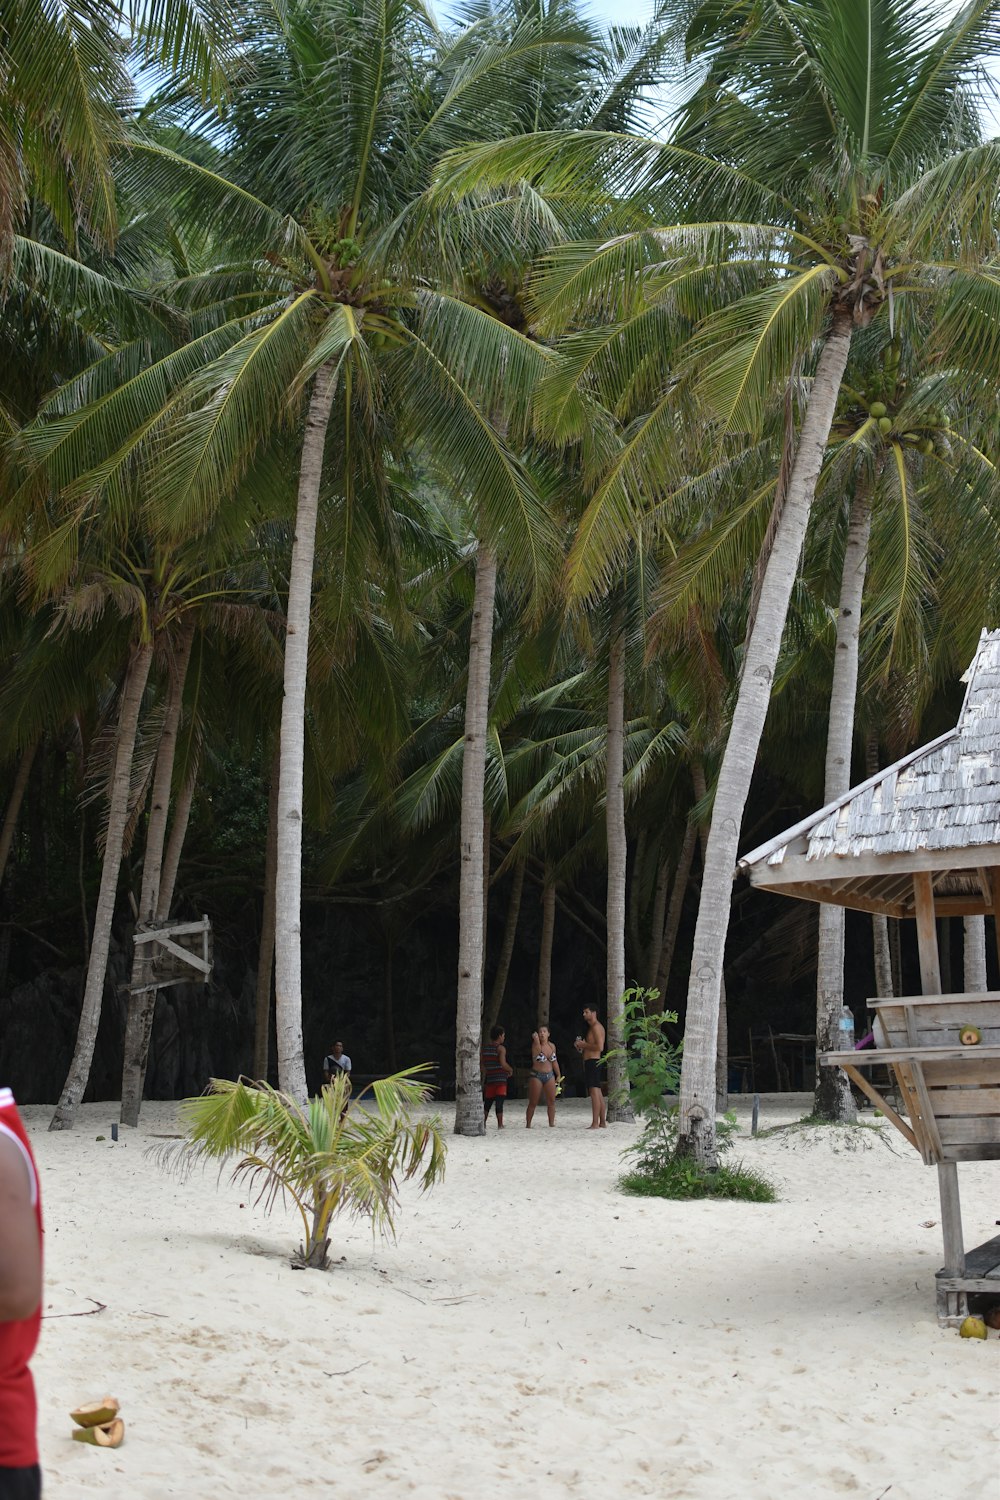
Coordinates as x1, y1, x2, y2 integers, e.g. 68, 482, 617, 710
912, 873, 942, 995
936, 1160, 967, 1322
989, 868, 1000, 982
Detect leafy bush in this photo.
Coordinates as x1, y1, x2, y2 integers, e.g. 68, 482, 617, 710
620, 1159, 776, 1202
156, 1068, 446, 1268
609, 986, 775, 1202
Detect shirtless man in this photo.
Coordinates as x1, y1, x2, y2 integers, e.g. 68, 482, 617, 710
574, 1006, 607, 1129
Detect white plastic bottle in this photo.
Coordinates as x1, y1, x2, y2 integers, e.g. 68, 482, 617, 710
838, 1005, 855, 1051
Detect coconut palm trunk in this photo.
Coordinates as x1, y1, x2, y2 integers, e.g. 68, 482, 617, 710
120, 623, 196, 1127
650, 816, 698, 1012
158, 757, 198, 917
253, 758, 280, 1080
813, 476, 874, 1121
644, 852, 670, 991
275, 363, 338, 1105
484, 860, 524, 1032
50, 638, 155, 1130
0, 736, 38, 888
678, 313, 854, 1164
536, 869, 556, 1029
605, 613, 633, 1122
454, 538, 497, 1135
690, 760, 729, 1114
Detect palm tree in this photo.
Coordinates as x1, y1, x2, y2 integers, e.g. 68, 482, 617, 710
160, 1068, 446, 1269
21, 0, 572, 1110
436, 0, 1000, 1161
0, 0, 233, 259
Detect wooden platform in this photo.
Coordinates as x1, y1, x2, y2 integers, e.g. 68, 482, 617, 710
936, 1232, 1000, 1323
822, 993, 1000, 1324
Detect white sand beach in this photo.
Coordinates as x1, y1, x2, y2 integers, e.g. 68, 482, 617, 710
23, 1096, 999, 1500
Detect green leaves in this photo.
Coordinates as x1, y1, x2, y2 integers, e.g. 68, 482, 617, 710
693, 265, 837, 436
166, 1070, 446, 1266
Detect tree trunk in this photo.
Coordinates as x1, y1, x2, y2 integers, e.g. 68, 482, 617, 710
158, 757, 196, 918
383, 939, 397, 1072
865, 738, 894, 999
605, 612, 633, 1122
814, 475, 873, 1122
650, 815, 698, 1013
253, 755, 280, 1080
484, 860, 524, 1032
645, 852, 670, 992
677, 314, 853, 1165
50, 638, 155, 1130
715, 975, 728, 1113
0, 737, 38, 889
120, 625, 195, 1126
627, 827, 645, 978
536, 870, 556, 1030
275, 364, 337, 1105
964, 915, 988, 992
691, 761, 729, 1117
453, 539, 497, 1135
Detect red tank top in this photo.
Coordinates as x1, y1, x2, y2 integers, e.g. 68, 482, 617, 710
0, 1089, 43, 1468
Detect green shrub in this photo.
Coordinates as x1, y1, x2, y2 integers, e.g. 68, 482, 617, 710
609, 985, 776, 1201
619, 1158, 776, 1202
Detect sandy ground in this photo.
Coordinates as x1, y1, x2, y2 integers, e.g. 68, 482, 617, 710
18, 1094, 1000, 1500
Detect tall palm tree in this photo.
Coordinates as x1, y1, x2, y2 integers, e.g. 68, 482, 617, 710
21, 0, 571, 1108
436, 0, 1000, 1161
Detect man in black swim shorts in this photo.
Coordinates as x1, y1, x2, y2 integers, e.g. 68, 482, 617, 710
574, 1006, 607, 1129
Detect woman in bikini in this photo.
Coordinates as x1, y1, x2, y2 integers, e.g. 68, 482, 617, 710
525, 1026, 560, 1127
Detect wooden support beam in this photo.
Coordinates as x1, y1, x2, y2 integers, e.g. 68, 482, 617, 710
913, 872, 942, 996
990, 869, 1000, 982
937, 1161, 966, 1277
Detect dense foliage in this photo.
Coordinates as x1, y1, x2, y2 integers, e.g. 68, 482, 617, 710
0, 0, 998, 1143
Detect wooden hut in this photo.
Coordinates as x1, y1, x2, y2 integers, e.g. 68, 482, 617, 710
738, 629, 1000, 1323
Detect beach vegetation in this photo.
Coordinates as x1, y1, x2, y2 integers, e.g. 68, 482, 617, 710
158, 1068, 446, 1269
619, 1158, 776, 1203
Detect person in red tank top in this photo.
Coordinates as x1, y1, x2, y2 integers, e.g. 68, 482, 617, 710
0, 1089, 43, 1500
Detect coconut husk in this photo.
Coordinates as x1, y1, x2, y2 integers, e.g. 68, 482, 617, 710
71, 1418, 125, 1448
70, 1398, 119, 1428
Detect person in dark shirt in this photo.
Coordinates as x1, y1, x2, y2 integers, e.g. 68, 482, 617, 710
480, 1026, 513, 1129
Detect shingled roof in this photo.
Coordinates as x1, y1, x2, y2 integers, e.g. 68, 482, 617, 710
738, 629, 1000, 918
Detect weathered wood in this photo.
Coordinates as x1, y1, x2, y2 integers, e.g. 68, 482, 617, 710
913, 873, 942, 996
936, 1273, 1000, 1292
821, 1044, 1000, 1064
936, 1161, 965, 1276
927, 1087, 1000, 1115
149, 932, 212, 976
870, 990, 1000, 1010
991, 867, 1000, 980
875, 1008, 1000, 1046
936, 1116, 1000, 1145
951, 1232, 1000, 1278
748, 842, 1000, 890
944, 1143, 1000, 1161
921, 1056, 1000, 1086
133, 918, 211, 944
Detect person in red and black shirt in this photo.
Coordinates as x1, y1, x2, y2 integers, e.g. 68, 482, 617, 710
0, 1088, 43, 1500
480, 1026, 513, 1129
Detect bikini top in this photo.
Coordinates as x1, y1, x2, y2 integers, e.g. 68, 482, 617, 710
534, 1049, 556, 1062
